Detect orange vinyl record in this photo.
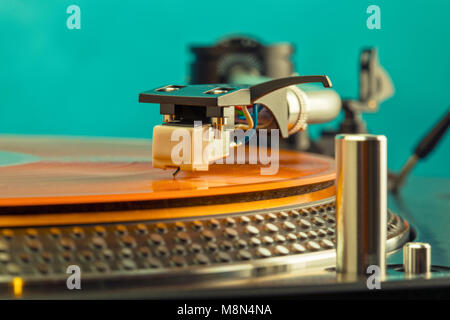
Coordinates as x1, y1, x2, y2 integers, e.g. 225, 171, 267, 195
0, 135, 335, 209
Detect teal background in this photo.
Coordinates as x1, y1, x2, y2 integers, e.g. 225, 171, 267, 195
1, 0, 449, 177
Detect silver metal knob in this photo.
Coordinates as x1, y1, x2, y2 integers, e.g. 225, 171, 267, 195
403, 242, 431, 275
335, 134, 387, 277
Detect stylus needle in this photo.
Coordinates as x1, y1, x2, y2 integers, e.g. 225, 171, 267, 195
172, 167, 181, 177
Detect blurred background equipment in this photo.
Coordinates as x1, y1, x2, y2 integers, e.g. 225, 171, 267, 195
315, 47, 395, 156
189, 36, 392, 156
190, 36, 295, 84
389, 109, 450, 192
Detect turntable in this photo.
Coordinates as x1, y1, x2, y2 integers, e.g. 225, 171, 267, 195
0, 134, 412, 298
0, 37, 448, 300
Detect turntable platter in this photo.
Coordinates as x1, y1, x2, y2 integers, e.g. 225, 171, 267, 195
0, 135, 334, 207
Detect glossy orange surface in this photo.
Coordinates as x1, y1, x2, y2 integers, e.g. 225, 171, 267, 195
0, 135, 335, 207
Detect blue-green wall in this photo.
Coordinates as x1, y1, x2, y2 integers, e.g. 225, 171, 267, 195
1, 0, 449, 176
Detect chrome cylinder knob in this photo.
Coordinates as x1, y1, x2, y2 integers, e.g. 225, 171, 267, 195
403, 242, 431, 275
335, 134, 387, 277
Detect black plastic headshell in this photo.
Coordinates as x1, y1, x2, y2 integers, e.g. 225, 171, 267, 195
139, 75, 332, 137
